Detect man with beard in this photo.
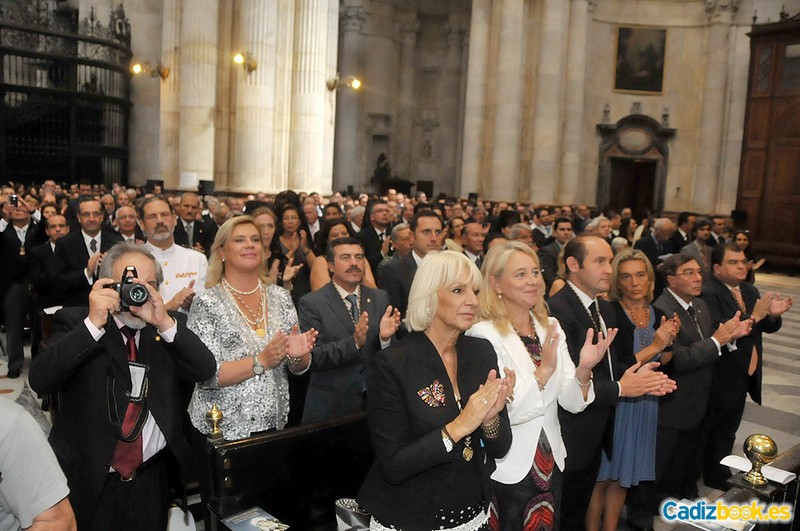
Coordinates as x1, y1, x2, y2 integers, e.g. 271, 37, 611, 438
140, 197, 207, 313
29, 243, 216, 530
298, 237, 400, 424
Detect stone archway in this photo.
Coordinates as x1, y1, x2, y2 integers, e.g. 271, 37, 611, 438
596, 114, 675, 215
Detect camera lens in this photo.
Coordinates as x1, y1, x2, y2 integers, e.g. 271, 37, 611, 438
128, 285, 148, 304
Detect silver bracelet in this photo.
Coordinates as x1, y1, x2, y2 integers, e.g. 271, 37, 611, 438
575, 375, 592, 388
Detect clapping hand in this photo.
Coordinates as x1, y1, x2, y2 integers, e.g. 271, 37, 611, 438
768, 294, 793, 318
287, 324, 317, 359
379, 305, 401, 342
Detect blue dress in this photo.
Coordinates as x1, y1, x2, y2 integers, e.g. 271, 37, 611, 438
596, 306, 658, 487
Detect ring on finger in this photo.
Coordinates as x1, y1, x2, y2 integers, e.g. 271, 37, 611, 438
505, 395, 514, 404
481, 398, 489, 405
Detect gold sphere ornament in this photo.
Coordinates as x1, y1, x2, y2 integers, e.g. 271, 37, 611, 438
742, 434, 777, 487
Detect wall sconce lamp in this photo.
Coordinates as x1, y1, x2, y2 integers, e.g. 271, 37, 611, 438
233, 51, 257, 73
326, 73, 362, 91
130, 60, 169, 80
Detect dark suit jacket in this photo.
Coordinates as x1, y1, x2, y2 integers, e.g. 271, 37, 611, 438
357, 332, 511, 529
377, 251, 417, 318
28, 242, 61, 309
548, 286, 629, 471
532, 227, 552, 250
538, 241, 562, 294
358, 224, 389, 276
298, 283, 392, 424
634, 234, 674, 270
653, 291, 719, 430
53, 229, 123, 307
700, 276, 781, 407
670, 229, 691, 252
28, 308, 216, 529
173, 218, 214, 256
0, 222, 42, 293
116, 225, 146, 243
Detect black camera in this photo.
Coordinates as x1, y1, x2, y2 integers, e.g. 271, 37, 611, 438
105, 265, 149, 310
9, 194, 18, 207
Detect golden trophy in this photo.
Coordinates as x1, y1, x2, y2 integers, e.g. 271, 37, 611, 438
206, 404, 224, 442
742, 434, 777, 487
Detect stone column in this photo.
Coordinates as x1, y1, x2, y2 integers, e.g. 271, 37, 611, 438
490, 0, 525, 201
332, 5, 366, 193
437, 21, 464, 196
178, 0, 219, 185
321, 0, 340, 195
229, 1, 288, 193
396, 15, 419, 181
694, 0, 739, 213
528, 0, 569, 204
459, 0, 490, 198
558, 0, 590, 204
288, 0, 331, 193
159, 0, 180, 188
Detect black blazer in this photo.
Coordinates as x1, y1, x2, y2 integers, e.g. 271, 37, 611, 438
537, 241, 562, 293
653, 291, 720, 430
357, 332, 511, 529
0, 222, 43, 291
700, 276, 781, 407
173, 218, 214, 256
358, 223, 388, 275
297, 283, 392, 424
28, 308, 216, 529
670, 229, 691, 252
28, 242, 61, 309
52, 229, 123, 307
548, 286, 628, 471
377, 251, 417, 318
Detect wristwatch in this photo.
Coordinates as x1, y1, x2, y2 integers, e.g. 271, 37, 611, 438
252, 355, 266, 376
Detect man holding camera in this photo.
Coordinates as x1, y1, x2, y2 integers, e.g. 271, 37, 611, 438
29, 243, 216, 530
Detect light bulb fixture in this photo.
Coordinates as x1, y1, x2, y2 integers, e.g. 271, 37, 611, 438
326, 73, 363, 91
130, 60, 169, 80
233, 51, 257, 74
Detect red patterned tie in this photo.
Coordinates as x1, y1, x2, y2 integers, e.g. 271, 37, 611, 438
111, 326, 144, 478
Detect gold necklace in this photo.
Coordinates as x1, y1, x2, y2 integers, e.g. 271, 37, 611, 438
511, 312, 537, 339
224, 281, 268, 337
622, 299, 649, 328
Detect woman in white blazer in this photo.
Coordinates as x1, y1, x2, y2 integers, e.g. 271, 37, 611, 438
467, 241, 615, 530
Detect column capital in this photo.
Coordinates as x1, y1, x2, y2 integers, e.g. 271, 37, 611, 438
705, 0, 741, 14
341, 6, 366, 33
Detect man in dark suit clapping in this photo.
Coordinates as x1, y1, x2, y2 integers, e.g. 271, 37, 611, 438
626, 253, 752, 529
548, 236, 676, 530
699, 244, 792, 490
298, 237, 400, 424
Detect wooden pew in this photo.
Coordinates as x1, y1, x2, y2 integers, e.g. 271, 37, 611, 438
206, 412, 372, 530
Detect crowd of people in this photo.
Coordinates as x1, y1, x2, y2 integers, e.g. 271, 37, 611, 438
0, 179, 793, 531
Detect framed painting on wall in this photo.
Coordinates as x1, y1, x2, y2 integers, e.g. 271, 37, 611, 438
614, 26, 667, 94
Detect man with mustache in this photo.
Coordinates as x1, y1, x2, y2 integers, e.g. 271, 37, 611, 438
297, 237, 400, 424
140, 196, 207, 312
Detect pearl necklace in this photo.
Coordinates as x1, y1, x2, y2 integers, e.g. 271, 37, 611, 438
223, 280, 268, 337
222, 278, 261, 296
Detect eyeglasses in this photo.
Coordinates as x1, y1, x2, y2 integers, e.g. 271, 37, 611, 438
672, 269, 703, 278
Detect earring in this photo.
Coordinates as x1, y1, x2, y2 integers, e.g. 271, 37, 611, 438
222, 258, 226, 263
497, 293, 503, 299
425, 306, 432, 320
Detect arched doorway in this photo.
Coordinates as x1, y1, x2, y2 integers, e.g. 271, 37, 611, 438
596, 114, 675, 217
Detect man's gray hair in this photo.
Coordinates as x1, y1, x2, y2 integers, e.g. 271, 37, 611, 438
653, 217, 673, 231
98, 242, 164, 285
586, 216, 610, 230
391, 222, 409, 242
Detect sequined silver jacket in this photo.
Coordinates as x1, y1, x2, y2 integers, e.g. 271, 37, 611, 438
187, 283, 298, 440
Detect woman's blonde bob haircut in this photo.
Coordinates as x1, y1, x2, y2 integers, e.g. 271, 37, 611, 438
607, 247, 655, 302
478, 241, 549, 333
405, 251, 482, 332
206, 215, 269, 288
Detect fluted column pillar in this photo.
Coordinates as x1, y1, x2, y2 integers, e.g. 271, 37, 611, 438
178, 0, 219, 185
459, 0, 490, 198
528, 0, 569, 203
333, 5, 366, 192
438, 21, 464, 195
490, 0, 524, 201
159, 0, 180, 188
694, 0, 739, 213
396, 16, 419, 180
558, 0, 590, 203
287, 0, 332, 193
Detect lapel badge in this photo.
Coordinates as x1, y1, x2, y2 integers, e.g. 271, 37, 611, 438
155, 335, 161, 341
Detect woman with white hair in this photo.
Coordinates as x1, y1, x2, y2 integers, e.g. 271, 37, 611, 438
468, 241, 614, 529
358, 251, 512, 530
